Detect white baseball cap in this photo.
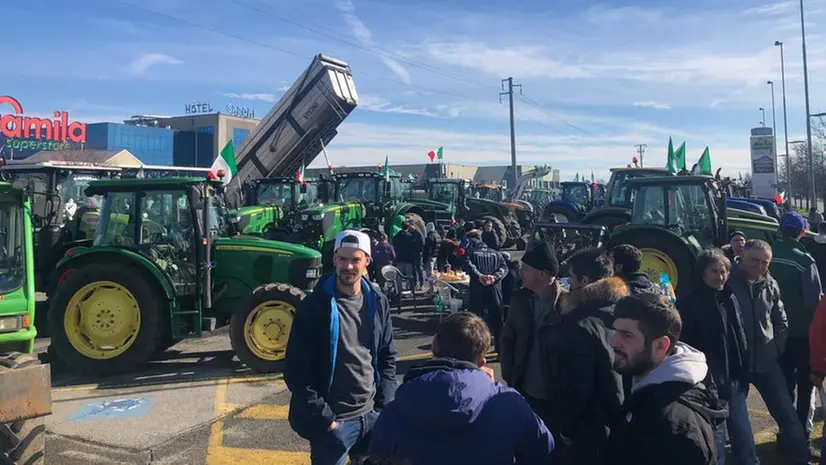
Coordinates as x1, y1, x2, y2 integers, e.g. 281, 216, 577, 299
334, 230, 371, 256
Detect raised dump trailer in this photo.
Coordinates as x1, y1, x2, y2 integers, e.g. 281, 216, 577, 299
227, 54, 358, 207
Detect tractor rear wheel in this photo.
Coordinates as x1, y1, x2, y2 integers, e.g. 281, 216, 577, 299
231, 283, 306, 373
543, 204, 581, 223
49, 262, 165, 375
481, 216, 508, 249
611, 229, 695, 295
0, 353, 46, 465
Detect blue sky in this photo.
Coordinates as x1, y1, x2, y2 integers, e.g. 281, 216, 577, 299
6, 0, 826, 180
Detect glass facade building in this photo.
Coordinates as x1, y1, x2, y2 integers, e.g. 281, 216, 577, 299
86, 123, 174, 165
233, 128, 251, 150
173, 131, 215, 168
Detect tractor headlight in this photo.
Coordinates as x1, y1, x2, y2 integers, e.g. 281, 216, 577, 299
301, 214, 308, 221
0, 315, 23, 332
312, 214, 324, 221
305, 267, 321, 279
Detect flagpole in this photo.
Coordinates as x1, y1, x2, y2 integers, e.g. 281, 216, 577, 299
319, 138, 334, 175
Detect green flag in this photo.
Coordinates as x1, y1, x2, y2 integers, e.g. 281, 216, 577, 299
437, 146, 443, 160
666, 137, 677, 174
675, 142, 686, 171
698, 147, 712, 175
383, 155, 390, 181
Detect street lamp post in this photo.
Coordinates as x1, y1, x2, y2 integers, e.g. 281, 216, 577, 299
768, 81, 778, 190
759, 107, 766, 126
776, 40, 793, 202
800, 0, 817, 207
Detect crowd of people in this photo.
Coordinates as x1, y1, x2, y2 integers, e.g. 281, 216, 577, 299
282, 207, 826, 465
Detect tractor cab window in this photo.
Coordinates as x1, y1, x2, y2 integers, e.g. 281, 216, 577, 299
671, 184, 714, 242
632, 185, 667, 226
338, 178, 378, 203
256, 182, 293, 207
429, 183, 459, 203
0, 198, 25, 294
296, 183, 317, 207
609, 173, 632, 206
563, 184, 589, 208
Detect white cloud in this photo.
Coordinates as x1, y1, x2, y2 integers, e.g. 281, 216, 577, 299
223, 92, 277, 103
633, 101, 672, 110
128, 53, 182, 74
334, 0, 412, 84
359, 96, 441, 117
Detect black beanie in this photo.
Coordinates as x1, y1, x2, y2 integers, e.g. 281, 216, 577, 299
729, 229, 745, 241
521, 241, 560, 277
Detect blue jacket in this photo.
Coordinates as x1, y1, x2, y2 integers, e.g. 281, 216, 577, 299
284, 274, 397, 440
369, 358, 555, 465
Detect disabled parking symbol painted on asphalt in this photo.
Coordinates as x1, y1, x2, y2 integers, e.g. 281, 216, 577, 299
67, 397, 155, 422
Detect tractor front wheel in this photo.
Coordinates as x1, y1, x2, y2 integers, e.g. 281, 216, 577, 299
543, 204, 581, 223
49, 262, 165, 375
0, 353, 46, 465
230, 283, 306, 373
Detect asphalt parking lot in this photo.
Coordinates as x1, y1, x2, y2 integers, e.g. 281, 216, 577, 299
35, 257, 826, 464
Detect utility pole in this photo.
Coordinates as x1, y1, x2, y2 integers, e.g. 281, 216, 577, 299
501, 77, 522, 190
634, 144, 648, 167
801, 0, 817, 207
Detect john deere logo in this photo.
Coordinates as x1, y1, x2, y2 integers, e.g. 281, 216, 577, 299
752, 139, 773, 150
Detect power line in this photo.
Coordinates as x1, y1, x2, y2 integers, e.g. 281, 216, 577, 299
111, 0, 598, 139
229, 0, 495, 90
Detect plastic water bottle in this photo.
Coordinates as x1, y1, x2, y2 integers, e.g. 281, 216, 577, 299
659, 273, 676, 303
559, 277, 571, 291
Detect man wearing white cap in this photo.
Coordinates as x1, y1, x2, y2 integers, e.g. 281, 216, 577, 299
285, 230, 398, 465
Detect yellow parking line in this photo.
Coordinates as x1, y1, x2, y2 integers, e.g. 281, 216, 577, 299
236, 404, 290, 420
207, 446, 309, 465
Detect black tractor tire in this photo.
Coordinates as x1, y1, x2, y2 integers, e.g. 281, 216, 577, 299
230, 283, 306, 374
0, 353, 46, 465
611, 229, 695, 297
48, 262, 165, 375
481, 216, 508, 249
404, 213, 426, 238
543, 204, 581, 223
501, 219, 521, 249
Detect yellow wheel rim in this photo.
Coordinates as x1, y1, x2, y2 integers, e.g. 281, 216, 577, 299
64, 281, 141, 360
639, 248, 680, 289
243, 301, 295, 361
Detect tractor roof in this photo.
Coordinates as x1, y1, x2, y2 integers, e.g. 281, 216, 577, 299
85, 177, 218, 195
428, 178, 468, 184
561, 181, 590, 186
626, 174, 714, 186
334, 171, 387, 179
609, 167, 669, 174
249, 177, 299, 184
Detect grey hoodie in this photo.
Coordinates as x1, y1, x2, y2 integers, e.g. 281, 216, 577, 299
632, 343, 709, 394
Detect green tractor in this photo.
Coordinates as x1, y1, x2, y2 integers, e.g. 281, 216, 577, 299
47, 177, 323, 375
0, 161, 122, 294
579, 167, 669, 229
0, 180, 51, 464
609, 174, 793, 297
332, 171, 429, 238
235, 176, 333, 238
423, 178, 522, 249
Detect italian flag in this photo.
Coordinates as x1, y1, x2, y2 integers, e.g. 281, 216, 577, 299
208, 140, 238, 186
296, 159, 306, 185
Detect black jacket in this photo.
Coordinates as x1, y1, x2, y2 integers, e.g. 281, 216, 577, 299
393, 229, 424, 262
677, 284, 748, 399
482, 230, 500, 250
605, 343, 726, 465
284, 275, 397, 440
545, 276, 629, 465
618, 272, 660, 295
423, 231, 441, 259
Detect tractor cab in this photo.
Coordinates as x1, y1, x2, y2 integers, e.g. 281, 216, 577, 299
624, 175, 727, 248
84, 177, 231, 296
604, 168, 669, 209
473, 184, 506, 202
334, 172, 404, 219
428, 178, 471, 205
0, 161, 122, 291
